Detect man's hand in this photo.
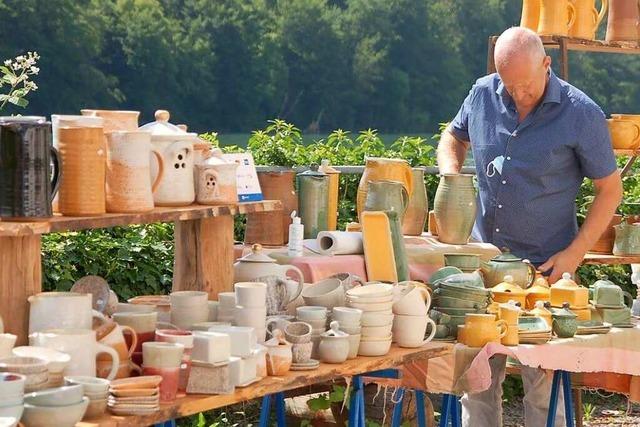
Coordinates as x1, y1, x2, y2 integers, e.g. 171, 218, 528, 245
539, 246, 585, 284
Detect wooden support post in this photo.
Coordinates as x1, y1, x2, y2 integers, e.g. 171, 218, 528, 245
173, 216, 234, 298
0, 235, 42, 344
574, 389, 583, 427
559, 37, 569, 81
487, 36, 498, 75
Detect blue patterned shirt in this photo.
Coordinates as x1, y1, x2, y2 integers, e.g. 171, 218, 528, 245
450, 70, 617, 263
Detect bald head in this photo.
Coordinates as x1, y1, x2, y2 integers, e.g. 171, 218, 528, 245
494, 27, 546, 70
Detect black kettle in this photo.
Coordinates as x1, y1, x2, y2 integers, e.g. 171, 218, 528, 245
0, 116, 61, 219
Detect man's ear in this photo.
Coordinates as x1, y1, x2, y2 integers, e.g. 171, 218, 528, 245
543, 55, 552, 71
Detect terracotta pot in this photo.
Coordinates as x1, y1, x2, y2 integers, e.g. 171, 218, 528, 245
57, 126, 106, 216
402, 168, 428, 236
538, 0, 576, 36
319, 160, 340, 231
80, 109, 139, 133
570, 0, 608, 39
521, 0, 541, 30
433, 174, 477, 244
608, 117, 640, 150
357, 157, 413, 221
105, 131, 164, 213
245, 171, 298, 245
606, 0, 640, 42
591, 214, 623, 253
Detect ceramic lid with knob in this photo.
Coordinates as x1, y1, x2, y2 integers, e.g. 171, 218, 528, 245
551, 302, 577, 319
139, 110, 200, 141
491, 248, 524, 263
238, 244, 278, 264
552, 273, 580, 289
321, 321, 348, 338
492, 275, 525, 295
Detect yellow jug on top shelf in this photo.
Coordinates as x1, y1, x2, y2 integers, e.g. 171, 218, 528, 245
491, 275, 527, 306
521, 0, 541, 31
538, 0, 576, 36
569, 0, 608, 40
550, 272, 589, 308
525, 273, 551, 310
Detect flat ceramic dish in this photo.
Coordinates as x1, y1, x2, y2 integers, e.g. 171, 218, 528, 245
428, 267, 463, 286
108, 387, 159, 398
290, 359, 320, 371
518, 317, 551, 333
108, 395, 159, 404
361, 212, 397, 282
108, 406, 159, 416
612, 323, 636, 328
519, 337, 552, 345
109, 376, 162, 390
593, 303, 627, 309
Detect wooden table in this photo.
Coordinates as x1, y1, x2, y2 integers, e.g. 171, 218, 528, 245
76, 343, 450, 426
583, 253, 640, 265
0, 201, 281, 344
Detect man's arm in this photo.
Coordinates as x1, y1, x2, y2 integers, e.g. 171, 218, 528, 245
540, 170, 623, 283
437, 127, 470, 175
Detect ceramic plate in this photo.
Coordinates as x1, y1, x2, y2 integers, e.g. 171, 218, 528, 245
290, 359, 320, 371
428, 267, 463, 286
108, 406, 159, 416
109, 387, 159, 397
519, 337, 552, 345
593, 303, 627, 309
518, 317, 550, 333
110, 376, 162, 390
108, 395, 159, 404
612, 323, 636, 328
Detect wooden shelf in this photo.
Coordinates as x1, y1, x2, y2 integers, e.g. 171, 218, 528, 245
538, 35, 640, 55
0, 201, 282, 237
77, 343, 451, 427
583, 253, 640, 265
614, 149, 640, 157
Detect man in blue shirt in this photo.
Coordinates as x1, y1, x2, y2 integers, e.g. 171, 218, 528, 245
437, 27, 622, 426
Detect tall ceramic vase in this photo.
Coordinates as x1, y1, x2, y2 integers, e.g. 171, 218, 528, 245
569, 0, 608, 39
297, 166, 329, 239
433, 174, 477, 244
538, 0, 576, 36
386, 210, 410, 282
357, 158, 413, 221
606, 0, 640, 42
363, 181, 409, 220
402, 168, 428, 236
521, 0, 542, 31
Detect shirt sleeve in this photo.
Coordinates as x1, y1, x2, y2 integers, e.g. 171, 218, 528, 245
574, 105, 617, 180
449, 85, 476, 142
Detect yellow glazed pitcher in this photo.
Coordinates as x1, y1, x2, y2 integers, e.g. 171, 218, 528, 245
569, 0, 608, 39
608, 117, 640, 150
538, 0, 576, 36
521, 0, 541, 31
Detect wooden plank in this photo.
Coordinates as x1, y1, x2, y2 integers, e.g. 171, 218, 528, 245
539, 35, 640, 55
0, 201, 281, 237
78, 343, 451, 427
173, 216, 235, 298
0, 235, 42, 345
486, 35, 498, 74
583, 253, 640, 265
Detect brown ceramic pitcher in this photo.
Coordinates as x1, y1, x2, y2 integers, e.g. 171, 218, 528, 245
538, 0, 576, 36
606, 0, 640, 42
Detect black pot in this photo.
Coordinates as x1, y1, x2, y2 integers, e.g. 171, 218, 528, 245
0, 116, 60, 219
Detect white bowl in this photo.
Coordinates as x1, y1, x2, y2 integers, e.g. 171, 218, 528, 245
0, 373, 25, 400
0, 405, 22, 423
84, 397, 107, 419
340, 326, 362, 336
64, 376, 109, 394
361, 323, 393, 338
302, 279, 345, 308
346, 294, 394, 304
331, 307, 363, 324
0, 416, 18, 427
357, 338, 392, 356
296, 306, 328, 321
24, 384, 84, 407
361, 312, 395, 327
23, 396, 89, 427
12, 346, 70, 374
347, 300, 394, 312
346, 284, 393, 299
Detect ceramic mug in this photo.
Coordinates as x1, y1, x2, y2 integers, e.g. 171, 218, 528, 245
142, 342, 184, 402
29, 329, 120, 380
392, 285, 431, 316
464, 321, 508, 348
28, 292, 107, 334
498, 305, 520, 325
112, 311, 157, 366
234, 282, 268, 308
392, 314, 437, 348
96, 322, 139, 379
501, 324, 519, 346
155, 329, 194, 393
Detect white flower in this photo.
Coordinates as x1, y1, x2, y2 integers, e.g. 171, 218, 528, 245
3, 60, 10, 66
29, 66, 39, 75
15, 55, 24, 62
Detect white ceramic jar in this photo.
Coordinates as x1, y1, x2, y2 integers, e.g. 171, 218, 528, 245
28, 293, 106, 334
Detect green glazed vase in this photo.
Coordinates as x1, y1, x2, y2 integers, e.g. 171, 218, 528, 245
433, 174, 477, 244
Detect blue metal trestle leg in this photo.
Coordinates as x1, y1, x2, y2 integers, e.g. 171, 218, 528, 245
349, 375, 366, 427
546, 370, 575, 427
259, 392, 287, 427
154, 421, 176, 427
439, 394, 461, 427
390, 387, 406, 427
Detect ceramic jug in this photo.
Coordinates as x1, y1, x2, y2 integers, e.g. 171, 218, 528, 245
480, 248, 536, 288
433, 174, 477, 244
402, 168, 428, 236
139, 110, 197, 206
105, 131, 165, 213
521, 0, 541, 30
195, 155, 239, 205
606, 0, 640, 42
538, 0, 576, 36
30, 328, 120, 379
364, 180, 409, 218
234, 244, 305, 299
96, 321, 140, 379
245, 171, 298, 245
57, 126, 106, 216
254, 275, 299, 315
613, 222, 640, 255
463, 314, 508, 348
28, 292, 107, 334
608, 117, 640, 150
591, 214, 623, 253
80, 109, 139, 133
569, 0, 608, 39
357, 157, 413, 220
319, 159, 340, 231
51, 115, 104, 149
297, 165, 329, 239
0, 117, 61, 219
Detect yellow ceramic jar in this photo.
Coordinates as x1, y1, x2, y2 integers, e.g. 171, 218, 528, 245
550, 273, 589, 308
525, 275, 551, 310
491, 275, 527, 306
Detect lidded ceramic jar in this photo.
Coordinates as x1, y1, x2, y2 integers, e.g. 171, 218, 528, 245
318, 321, 349, 364
139, 110, 198, 206
591, 276, 633, 308
551, 303, 578, 338
550, 273, 589, 308
491, 275, 527, 306
525, 273, 551, 310
195, 154, 238, 205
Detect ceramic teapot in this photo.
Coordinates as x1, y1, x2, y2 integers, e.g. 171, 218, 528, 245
551, 303, 578, 338
480, 248, 536, 288
590, 276, 633, 308
139, 110, 198, 206
234, 244, 305, 303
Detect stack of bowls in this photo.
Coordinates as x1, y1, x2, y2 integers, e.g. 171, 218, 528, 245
170, 291, 209, 330
346, 284, 394, 356
0, 372, 25, 423
12, 347, 70, 388
234, 282, 268, 342
23, 384, 89, 427
217, 292, 236, 323
0, 357, 49, 392
65, 376, 109, 419
331, 307, 362, 359
301, 278, 346, 309
295, 306, 328, 358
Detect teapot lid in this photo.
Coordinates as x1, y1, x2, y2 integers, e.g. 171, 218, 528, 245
551, 302, 577, 318
552, 272, 579, 289
238, 244, 277, 263
592, 275, 617, 288
139, 110, 199, 140
491, 248, 522, 262
297, 163, 326, 177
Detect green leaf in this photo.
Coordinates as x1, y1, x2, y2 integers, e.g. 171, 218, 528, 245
9, 97, 27, 107
307, 394, 331, 412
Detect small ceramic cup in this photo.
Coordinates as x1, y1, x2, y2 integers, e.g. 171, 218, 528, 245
234, 282, 267, 308
284, 322, 312, 344
142, 342, 184, 403
296, 306, 328, 321
291, 342, 313, 364
0, 372, 26, 400
112, 311, 157, 366
0, 334, 17, 359
392, 314, 437, 348
155, 329, 194, 394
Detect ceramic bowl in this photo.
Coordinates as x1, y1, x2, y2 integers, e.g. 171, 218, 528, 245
85, 390, 109, 400
169, 291, 209, 307
296, 306, 328, 321
346, 284, 393, 299
331, 307, 363, 324
434, 296, 484, 309
361, 323, 393, 338
436, 307, 485, 316
340, 325, 362, 336
331, 319, 360, 329
360, 312, 394, 327
0, 417, 18, 427
12, 347, 70, 374
347, 300, 394, 312
357, 338, 392, 356
428, 266, 463, 285
346, 294, 394, 304
0, 373, 25, 400
22, 396, 89, 427
24, 384, 84, 407
84, 398, 107, 419
284, 322, 312, 344
346, 334, 361, 359
0, 405, 22, 423
64, 376, 109, 394
302, 279, 345, 308
0, 357, 48, 375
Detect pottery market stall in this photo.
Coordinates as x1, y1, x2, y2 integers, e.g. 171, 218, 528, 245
76, 343, 450, 426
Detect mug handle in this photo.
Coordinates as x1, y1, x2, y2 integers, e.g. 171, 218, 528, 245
283, 265, 305, 307
50, 146, 61, 201
523, 260, 537, 288
623, 291, 634, 308
129, 359, 142, 375
630, 122, 640, 150
96, 342, 120, 381
596, 0, 607, 26
566, 2, 576, 29
265, 318, 278, 338
420, 287, 432, 312
120, 325, 138, 358
150, 149, 165, 194
496, 319, 508, 339
422, 318, 437, 345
